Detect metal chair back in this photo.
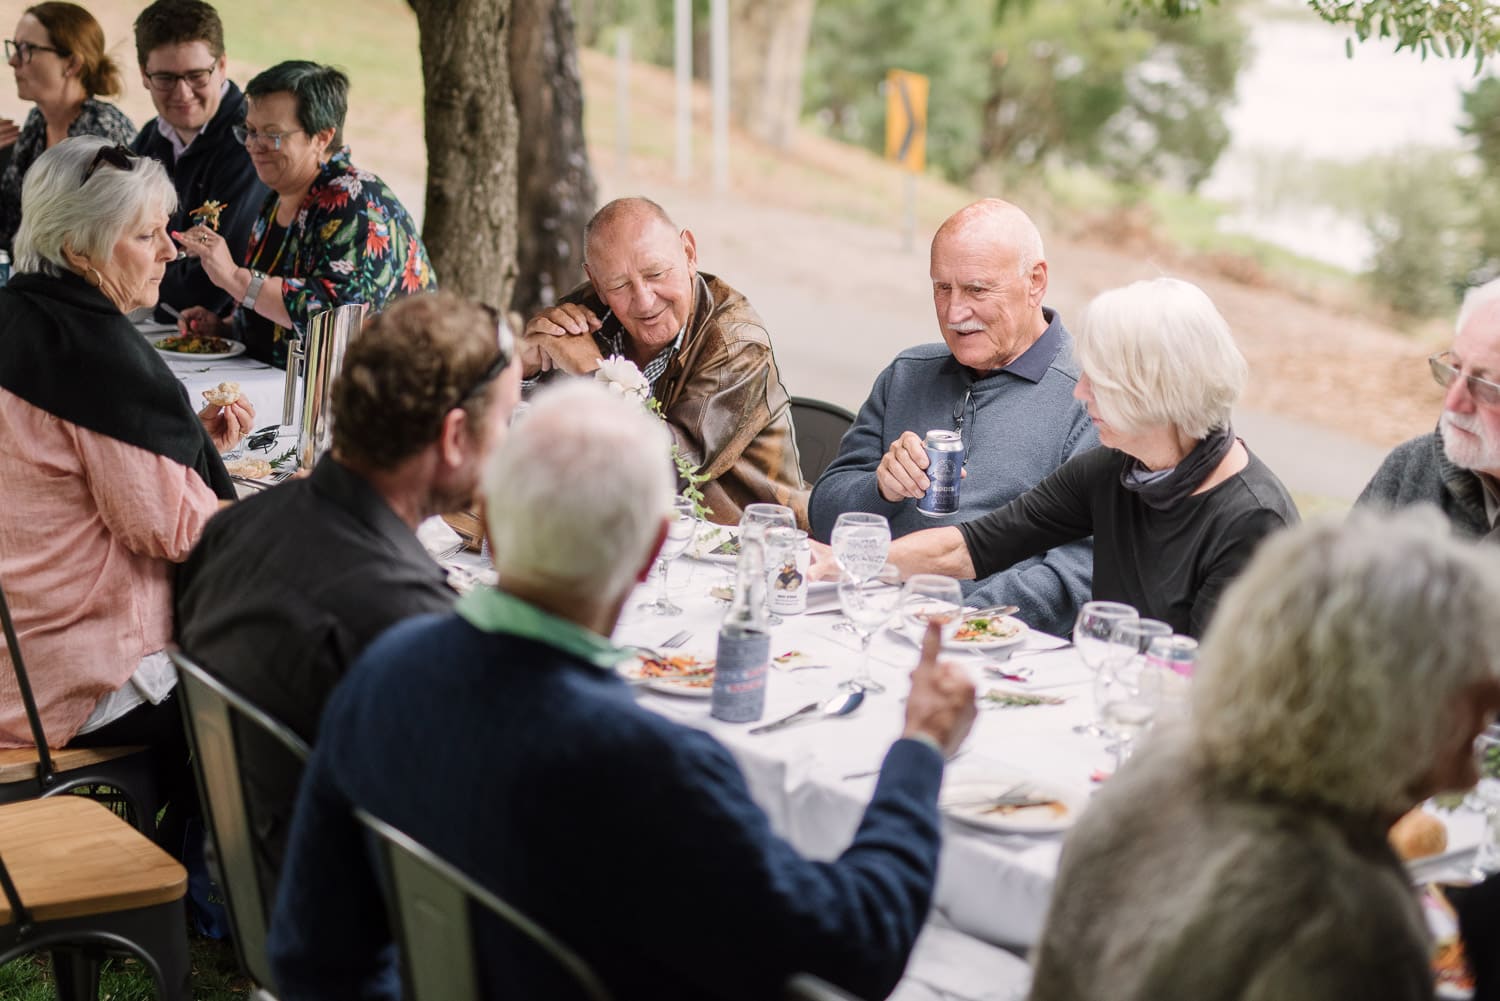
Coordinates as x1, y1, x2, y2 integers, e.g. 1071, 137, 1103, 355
170, 649, 309, 995
789, 396, 856, 486
355, 809, 612, 1001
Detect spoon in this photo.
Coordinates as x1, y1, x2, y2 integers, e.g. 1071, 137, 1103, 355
749, 688, 865, 735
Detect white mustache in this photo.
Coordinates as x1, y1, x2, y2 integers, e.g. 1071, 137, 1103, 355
1443, 411, 1481, 434
946, 322, 986, 334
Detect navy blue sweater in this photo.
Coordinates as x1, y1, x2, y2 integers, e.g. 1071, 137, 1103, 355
269, 613, 946, 1001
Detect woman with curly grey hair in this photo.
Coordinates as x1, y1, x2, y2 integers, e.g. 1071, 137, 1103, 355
1027, 507, 1500, 1001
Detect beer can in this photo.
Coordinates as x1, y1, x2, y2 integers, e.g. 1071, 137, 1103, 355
0, 250, 10, 287
766, 528, 810, 615
917, 429, 964, 517
1145, 635, 1199, 679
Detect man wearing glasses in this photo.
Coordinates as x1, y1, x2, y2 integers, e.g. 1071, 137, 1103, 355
1359, 277, 1500, 540
129, 0, 265, 319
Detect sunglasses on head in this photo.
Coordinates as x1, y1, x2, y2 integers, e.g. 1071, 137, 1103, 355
454, 304, 518, 407
81, 144, 136, 186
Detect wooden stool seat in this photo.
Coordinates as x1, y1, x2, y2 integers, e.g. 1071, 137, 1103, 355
0, 797, 185, 924
0, 745, 148, 785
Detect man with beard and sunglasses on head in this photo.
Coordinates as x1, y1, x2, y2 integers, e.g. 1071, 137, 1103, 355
1360, 277, 1500, 542
174, 291, 520, 893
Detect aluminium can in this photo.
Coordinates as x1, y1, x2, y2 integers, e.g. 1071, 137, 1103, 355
917, 429, 964, 517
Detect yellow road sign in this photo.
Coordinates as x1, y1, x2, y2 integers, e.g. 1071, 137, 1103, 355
885, 69, 929, 174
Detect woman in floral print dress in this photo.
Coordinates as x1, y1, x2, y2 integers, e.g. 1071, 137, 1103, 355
175, 60, 435, 368
1, 3, 136, 253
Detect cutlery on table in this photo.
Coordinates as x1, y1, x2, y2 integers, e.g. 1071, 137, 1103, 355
982, 664, 1033, 684
660, 629, 692, 649
962, 603, 1019, 619
1003, 642, 1075, 661
749, 688, 864, 735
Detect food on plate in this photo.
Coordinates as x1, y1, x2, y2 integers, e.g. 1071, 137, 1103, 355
201, 381, 241, 407
224, 457, 273, 480
707, 536, 741, 558
156, 332, 233, 354
982, 797, 1067, 819
955, 615, 1024, 643
981, 689, 1066, 708
626, 654, 715, 689
1388, 807, 1448, 861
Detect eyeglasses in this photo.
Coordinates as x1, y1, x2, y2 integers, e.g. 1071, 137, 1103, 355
5, 39, 67, 63
231, 125, 303, 151
81, 144, 136, 185
144, 64, 217, 92
1430, 351, 1500, 407
455, 307, 518, 407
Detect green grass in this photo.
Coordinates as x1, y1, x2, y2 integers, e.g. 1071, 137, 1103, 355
0, 935, 248, 1000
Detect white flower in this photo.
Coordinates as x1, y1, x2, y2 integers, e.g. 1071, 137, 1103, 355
593, 355, 651, 403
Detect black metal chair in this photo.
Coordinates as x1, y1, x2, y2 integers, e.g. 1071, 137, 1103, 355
0, 795, 189, 1000
170, 650, 309, 1000
0, 573, 162, 838
789, 396, 857, 486
355, 809, 613, 1001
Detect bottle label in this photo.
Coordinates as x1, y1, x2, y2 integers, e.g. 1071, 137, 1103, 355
768, 536, 810, 615
711, 630, 769, 722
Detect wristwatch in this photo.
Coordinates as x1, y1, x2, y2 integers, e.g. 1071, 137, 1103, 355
241, 269, 267, 310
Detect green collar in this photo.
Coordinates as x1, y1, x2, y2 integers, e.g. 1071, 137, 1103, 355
454, 586, 629, 670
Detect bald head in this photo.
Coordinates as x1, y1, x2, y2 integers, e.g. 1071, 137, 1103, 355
929, 199, 1050, 371
584, 197, 677, 267
932, 199, 1046, 277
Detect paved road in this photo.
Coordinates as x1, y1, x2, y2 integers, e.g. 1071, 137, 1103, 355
613, 181, 1392, 503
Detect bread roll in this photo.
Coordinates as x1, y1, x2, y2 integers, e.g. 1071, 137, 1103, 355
1389, 808, 1448, 861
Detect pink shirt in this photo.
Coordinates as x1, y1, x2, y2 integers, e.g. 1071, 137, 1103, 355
0, 388, 220, 747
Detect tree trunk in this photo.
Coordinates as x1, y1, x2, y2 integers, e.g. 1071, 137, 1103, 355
730, 0, 816, 149
408, 0, 519, 310
509, 0, 598, 319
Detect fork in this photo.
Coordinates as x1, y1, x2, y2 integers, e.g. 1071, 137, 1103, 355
1005, 642, 1075, 661
660, 629, 692, 649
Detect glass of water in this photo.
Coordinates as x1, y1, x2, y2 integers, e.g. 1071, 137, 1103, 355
830, 513, 891, 634
638, 498, 699, 616
837, 564, 903, 694
1090, 618, 1171, 748
899, 574, 964, 647
1071, 601, 1140, 736
741, 504, 796, 624
1470, 724, 1500, 879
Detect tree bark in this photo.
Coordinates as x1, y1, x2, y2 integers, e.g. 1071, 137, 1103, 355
408, 0, 519, 310
509, 0, 598, 319
730, 0, 816, 149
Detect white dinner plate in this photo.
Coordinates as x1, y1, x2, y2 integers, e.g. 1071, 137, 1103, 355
616, 654, 715, 698
154, 337, 247, 362
689, 524, 741, 564
939, 778, 1083, 834
892, 613, 1030, 652
135, 320, 177, 336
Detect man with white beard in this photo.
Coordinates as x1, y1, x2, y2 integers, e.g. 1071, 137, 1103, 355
808, 199, 1098, 635
1359, 278, 1500, 540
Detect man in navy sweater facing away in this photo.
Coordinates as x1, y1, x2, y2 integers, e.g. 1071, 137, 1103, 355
809, 199, 1096, 636
269, 379, 978, 1001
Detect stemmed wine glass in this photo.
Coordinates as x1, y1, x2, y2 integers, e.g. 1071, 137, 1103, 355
900, 574, 965, 648
830, 512, 891, 633
1070, 601, 1140, 736
637, 498, 699, 616
837, 564, 903, 694
1469, 724, 1500, 879
741, 504, 797, 624
1091, 618, 1172, 753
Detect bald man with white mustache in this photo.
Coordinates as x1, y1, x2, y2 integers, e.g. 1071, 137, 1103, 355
808, 199, 1098, 636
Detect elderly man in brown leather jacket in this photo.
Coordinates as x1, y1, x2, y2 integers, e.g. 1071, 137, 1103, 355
521, 196, 808, 527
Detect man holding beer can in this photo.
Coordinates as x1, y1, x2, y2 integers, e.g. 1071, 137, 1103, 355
808, 199, 1096, 636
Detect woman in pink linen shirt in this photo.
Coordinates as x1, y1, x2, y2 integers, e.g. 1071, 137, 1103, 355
0, 136, 252, 851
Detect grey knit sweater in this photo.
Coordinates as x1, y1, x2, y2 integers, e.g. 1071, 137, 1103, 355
1357, 428, 1495, 540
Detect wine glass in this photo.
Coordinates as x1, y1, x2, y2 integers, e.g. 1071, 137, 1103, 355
837, 564, 903, 694
741, 504, 796, 624
1470, 724, 1500, 879
638, 498, 699, 616
1070, 601, 1140, 736
900, 574, 965, 648
1091, 618, 1172, 750
830, 513, 891, 633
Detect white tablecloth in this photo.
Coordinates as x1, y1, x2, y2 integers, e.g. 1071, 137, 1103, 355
163, 352, 286, 430
612, 559, 1109, 951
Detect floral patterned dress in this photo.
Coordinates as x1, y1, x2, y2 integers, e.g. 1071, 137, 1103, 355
235, 147, 436, 367
0, 99, 137, 253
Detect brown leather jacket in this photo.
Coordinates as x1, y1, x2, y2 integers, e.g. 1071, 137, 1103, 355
559, 272, 808, 527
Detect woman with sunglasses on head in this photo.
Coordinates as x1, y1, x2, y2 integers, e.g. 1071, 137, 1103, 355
174, 60, 437, 368
0, 137, 252, 852
0, 2, 137, 253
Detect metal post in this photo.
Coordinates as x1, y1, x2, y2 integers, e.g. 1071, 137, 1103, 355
711, 0, 730, 193
616, 28, 631, 178
902, 172, 916, 253
675, 0, 692, 180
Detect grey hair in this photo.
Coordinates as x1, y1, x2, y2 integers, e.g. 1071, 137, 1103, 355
1456, 276, 1500, 335
1190, 507, 1500, 816
1075, 277, 1247, 439
246, 60, 348, 150
13, 136, 177, 277
483, 380, 675, 603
